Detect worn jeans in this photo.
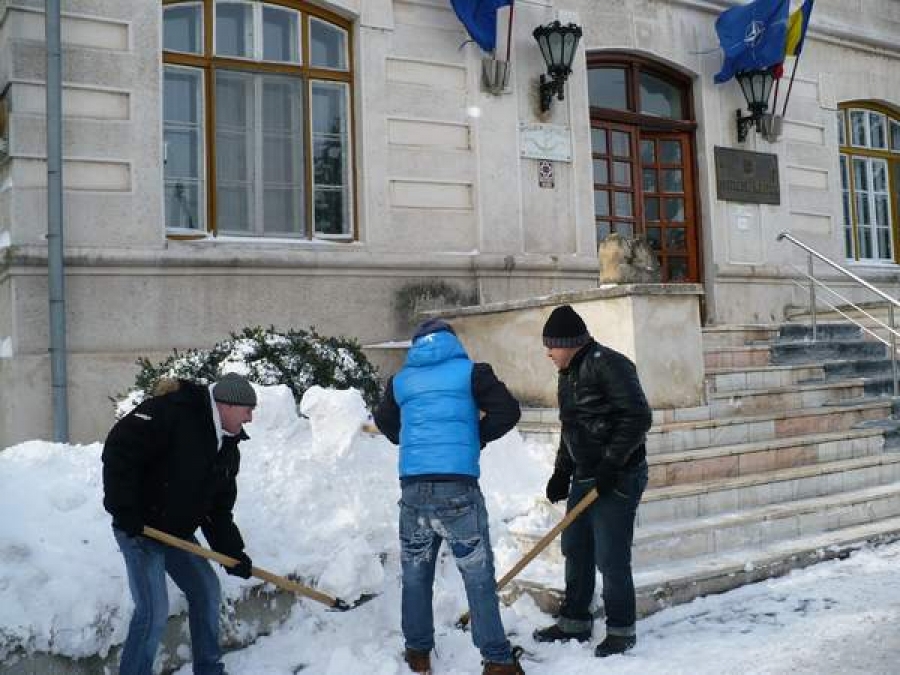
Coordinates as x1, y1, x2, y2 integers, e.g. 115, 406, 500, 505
113, 527, 224, 675
399, 481, 514, 664
558, 461, 648, 637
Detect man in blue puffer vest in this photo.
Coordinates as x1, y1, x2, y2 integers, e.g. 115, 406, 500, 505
374, 318, 524, 675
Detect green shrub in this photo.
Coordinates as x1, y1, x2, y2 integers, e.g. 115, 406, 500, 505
118, 326, 382, 413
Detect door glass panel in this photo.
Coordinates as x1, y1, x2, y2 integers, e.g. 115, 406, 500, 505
667, 227, 686, 251
640, 139, 655, 163
645, 226, 661, 250
310, 18, 348, 70
614, 222, 634, 237
591, 128, 608, 153
594, 190, 610, 216
592, 159, 609, 185
639, 71, 684, 119
662, 169, 683, 192
611, 131, 631, 157
664, 197, 684, 221
588, 68, 628, 110
597, 221, 611, 241
644, 197, 659, 221
643, 169, 657, 192
659, 140, 682, 163
613, 161, 631, 186
668, 257, 688, 281
262, 6, 300, 63
614, 192, 633, 217
216, 2, 253, 58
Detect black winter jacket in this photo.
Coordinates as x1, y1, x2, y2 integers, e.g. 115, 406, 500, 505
554, 341, 652, 479
102, 380, 246, 557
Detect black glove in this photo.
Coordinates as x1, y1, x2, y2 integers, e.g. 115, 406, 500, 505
594, 464, 619, 497
115, 513, 143, 538
226, 551, 253, 579
545, 470, 571, 504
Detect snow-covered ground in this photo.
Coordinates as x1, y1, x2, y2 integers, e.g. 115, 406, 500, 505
2, 385, 900, 674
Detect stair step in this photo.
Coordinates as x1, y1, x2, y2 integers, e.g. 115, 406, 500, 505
777, 323, 863, 341
647, 427, 883, 488
639, 453, 900, 526
770, 339, 887, 364
702, 325, 779, 348
706, 363, 826, 393
704, 344, 771, 369
707, 379, 869, 417
518, 400, 894, 453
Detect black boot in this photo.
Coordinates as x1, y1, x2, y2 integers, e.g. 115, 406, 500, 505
594, 634, 636, 657
532, 624, 592, 644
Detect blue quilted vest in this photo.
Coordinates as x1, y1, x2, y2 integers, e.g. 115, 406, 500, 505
393, 330, 480, 478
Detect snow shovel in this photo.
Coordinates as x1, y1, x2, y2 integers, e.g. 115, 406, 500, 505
456, 486, 599, 629
142, 526, 357, 611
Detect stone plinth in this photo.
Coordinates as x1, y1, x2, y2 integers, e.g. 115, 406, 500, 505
431, 284, 705, 410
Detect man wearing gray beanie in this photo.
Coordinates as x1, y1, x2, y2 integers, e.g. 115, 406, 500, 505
533, 305, 652, 658
102, 372, 257, 675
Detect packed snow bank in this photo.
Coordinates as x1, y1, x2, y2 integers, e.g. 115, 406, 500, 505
0, 385, 550, 662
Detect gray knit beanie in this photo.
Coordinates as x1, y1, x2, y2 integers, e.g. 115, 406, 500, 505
213, 373, 257, 407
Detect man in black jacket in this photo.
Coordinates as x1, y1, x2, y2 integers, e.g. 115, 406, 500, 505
102, 373, 257, 675
532, 305, 652, 658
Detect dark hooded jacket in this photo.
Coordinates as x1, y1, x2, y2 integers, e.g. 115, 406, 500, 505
554, 340, 652, 479
102, 379, 246, 557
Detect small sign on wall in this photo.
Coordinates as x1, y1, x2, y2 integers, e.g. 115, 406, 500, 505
538, 160, 555, 188
715, 146, 780, 205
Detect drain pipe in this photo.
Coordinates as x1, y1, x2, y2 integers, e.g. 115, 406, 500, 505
46, 0, 69, 441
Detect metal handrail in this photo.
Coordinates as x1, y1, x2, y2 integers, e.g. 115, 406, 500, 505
777, 231, 900, 397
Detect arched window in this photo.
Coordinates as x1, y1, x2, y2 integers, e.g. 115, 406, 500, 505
162, 0, 354, 239
587, 52, 700, 283
838, 103, 900, 262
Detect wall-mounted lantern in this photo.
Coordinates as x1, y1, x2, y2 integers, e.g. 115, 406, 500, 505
735, 68, 775, 142
532, 20, 582, 113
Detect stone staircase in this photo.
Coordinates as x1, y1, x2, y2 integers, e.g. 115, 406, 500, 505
509, 322, 900, 618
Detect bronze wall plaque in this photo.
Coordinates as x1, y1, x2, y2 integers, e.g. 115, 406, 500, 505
714, 146, 780, 205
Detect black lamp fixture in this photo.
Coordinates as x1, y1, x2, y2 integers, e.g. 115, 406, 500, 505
734, 68, 776, 142
532, 20, 583, 113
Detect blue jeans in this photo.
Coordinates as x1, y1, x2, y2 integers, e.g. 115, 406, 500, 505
399, 481, 513, 664
113, 527, 224, 675
558, 462, 648, 637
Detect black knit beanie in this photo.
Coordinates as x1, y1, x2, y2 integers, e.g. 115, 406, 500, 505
542, 305, 591, 348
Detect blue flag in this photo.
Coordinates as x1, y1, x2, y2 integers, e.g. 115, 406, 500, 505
714, 0, 789, 83
450, 0, 512, 52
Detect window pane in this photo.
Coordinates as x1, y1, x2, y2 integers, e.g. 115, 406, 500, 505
877, 228, 892, 260
597, 221, 611, 242
853, 158, 868, 192
594, 190, 609, 216
668, 256, 688, 281
640, 139, 655, 163
311, 81, 351, 235
850, 110, 867, 146
872, 161, 887, 192
639, 71, 684, 119
215, 70, 254, 233
859, 227, 873, 258
662, 169, 683, 192
163, 67, 204, 231
613, 161, 631, 186
664, 197, 684, 221
614, 191, 633, 217
592, 159, 608, 185
644, 196, 659, 221
591, 128, 607, 154
659, 140, 682, 163
837, 110, 846, 146
218, 186, 252, 232
262, 75, 304, 235
875, 196, 890, 228
856, 193, 870, 225
611, 131, 631, 157
164, 4, 202, 54
588, 67, 628, 110
892, 120, 900, 152
643, 169, 657, 192
869, 112, 886, 149
839, 155, 849, 190
216, 2, 253, 58
263, 6, 300, 63
613, 222, 634, 238
667, 227, 686, 251
645, 226, 661, 250
844, 224, 854, 259
310, 18, 348, 70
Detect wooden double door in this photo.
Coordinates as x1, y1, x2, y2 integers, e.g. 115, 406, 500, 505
591, 122, 700, 283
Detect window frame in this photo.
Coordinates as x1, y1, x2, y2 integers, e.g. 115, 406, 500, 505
162, 0, 355, 241
839, 102, 900, 264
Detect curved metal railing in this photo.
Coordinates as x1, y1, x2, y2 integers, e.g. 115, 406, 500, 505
776, 231, 900, 397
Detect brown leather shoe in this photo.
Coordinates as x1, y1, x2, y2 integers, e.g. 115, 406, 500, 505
482, 647, 525, 675
404, 648, 431, 673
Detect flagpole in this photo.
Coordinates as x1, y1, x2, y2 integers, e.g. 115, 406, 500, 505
505, 1, 515, 63
771, 74, 781, 119
780, 54, 801, 118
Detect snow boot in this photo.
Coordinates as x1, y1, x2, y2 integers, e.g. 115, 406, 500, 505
404, 648, 431, 673
532, 623, 591, 643
594, 634, 636, 657
482, 646, 526, 674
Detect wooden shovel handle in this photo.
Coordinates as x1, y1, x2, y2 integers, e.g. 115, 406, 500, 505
458, 487, 599, 627
142, 526, 340, 608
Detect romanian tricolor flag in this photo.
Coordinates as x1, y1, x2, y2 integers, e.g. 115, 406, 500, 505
784, 0, 814, 56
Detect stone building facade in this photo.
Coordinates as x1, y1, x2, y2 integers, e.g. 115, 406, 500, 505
1, 0, 899, 445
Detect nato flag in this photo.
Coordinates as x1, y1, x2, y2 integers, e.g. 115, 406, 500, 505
714, 0, 789, 83
451, 0, 512, 52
